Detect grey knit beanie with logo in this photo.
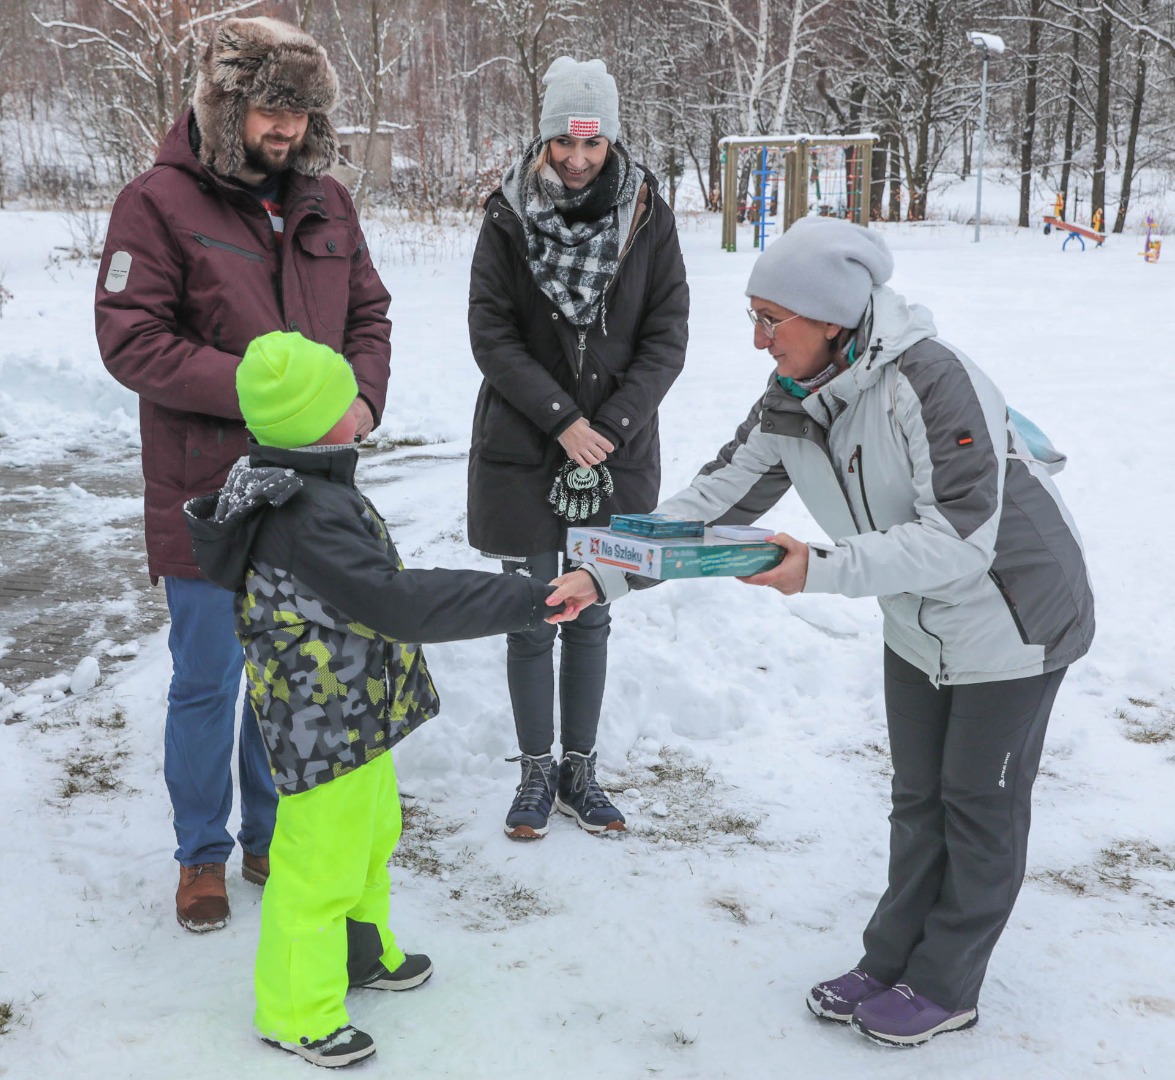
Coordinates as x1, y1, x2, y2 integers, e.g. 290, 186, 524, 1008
539, 56, 620, 143
745, 217, 894, 328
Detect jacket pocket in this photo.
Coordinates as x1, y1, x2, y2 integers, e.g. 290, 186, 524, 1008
473, 391, 545, 465
846, 445, 878, 531
608, 410, 658, 466
191, 232, 264, 261
294, 228, 351, 333
988, 569, 1031, 645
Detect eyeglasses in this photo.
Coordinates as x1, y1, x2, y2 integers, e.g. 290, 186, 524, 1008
746, 307, 801, 340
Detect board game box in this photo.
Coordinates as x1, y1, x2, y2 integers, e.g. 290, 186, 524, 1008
609, 513, 705, 538
566, 526, 782, 580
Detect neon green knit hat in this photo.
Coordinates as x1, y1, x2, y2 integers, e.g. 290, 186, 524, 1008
237, 331, 358, 448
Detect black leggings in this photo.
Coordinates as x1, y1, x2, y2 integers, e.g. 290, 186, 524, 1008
501, 552, 611, 757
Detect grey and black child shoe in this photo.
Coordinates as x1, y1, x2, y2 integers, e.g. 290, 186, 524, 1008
555, 750, 626, 833
504, 753, 558, 840
351, 953, 434, 991
262, 1024, 375, 1068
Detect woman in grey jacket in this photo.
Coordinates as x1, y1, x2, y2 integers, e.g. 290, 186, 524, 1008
552, 218, 1094, 1046
466, 57, 688, 840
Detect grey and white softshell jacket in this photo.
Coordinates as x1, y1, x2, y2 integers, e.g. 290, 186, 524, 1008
592, 286, 1094, 686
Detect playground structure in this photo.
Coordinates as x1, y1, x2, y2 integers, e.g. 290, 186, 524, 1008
1043, 216, 1105, 251
718, 134, 877, 251
1141, 214, 1162, 263
1043, 193, 1105, 251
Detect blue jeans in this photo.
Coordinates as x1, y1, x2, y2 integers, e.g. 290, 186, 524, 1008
164, 577, 278, 866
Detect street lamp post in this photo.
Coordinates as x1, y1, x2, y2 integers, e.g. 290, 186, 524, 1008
967, 31, 1004, 242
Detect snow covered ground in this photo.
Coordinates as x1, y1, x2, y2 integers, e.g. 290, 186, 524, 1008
2, 191, 1174, 1079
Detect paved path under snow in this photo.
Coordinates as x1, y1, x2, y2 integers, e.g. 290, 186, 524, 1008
0, 450, 167, 697
0, 439, 457, 702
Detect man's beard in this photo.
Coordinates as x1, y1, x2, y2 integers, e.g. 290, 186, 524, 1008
242, 135, 302, 177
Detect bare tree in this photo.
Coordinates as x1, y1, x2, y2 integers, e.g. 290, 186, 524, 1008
1108, 0, 1175, 232
1113, 0, 1148, 232
329, 0, 413, 213
0, 0, 35, 207
771, 0, 838, 129
825, 0, 982, 221
689, 0, 836, 138
1056, 13, 1083, 218
468, 0, 583, 136
1089, 2, 1113, 226
35, 0, 264, 171
899, 0, 982, 220
1014, 0, 1048, 227
11, 0, 1175, 224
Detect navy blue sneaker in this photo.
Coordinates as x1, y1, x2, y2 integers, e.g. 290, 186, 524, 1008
555, 751, 626, 834
504, 753, 557, 840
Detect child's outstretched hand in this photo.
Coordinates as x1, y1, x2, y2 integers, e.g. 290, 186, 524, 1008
544, 568, 599, 623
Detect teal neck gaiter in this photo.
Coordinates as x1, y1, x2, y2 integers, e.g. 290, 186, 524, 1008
775, 341, 856, 400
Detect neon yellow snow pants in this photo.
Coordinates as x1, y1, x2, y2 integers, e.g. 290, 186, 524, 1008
254, 751, 405, 1043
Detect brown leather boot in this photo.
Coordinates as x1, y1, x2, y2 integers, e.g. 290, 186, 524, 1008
176, 863, 229, 932
241, 851, 270, 886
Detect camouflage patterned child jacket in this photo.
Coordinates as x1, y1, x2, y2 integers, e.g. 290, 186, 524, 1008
186, 443, 561, 795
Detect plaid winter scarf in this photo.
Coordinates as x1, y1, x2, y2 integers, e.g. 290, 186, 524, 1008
503, 140, 641, 329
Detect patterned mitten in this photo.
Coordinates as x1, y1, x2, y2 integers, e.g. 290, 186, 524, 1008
547, 459, 614, 523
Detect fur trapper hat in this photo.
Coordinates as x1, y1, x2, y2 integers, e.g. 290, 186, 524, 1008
193, 16, 339, 179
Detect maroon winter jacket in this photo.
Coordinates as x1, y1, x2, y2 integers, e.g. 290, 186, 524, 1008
95, 109, 391, 581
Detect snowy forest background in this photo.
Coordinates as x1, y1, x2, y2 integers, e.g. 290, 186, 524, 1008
1, 0, 1174, 234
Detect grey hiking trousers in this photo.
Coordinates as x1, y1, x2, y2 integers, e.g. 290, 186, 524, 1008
859, 647, 1067, 1011
501, 552, 610, 757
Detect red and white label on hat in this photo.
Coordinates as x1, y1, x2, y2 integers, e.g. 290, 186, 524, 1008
568, 117, 601, 138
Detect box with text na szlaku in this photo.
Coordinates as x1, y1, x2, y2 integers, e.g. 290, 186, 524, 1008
566, 526, 782, 580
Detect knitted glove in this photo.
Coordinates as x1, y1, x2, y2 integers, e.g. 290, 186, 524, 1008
547, 459, 614, 523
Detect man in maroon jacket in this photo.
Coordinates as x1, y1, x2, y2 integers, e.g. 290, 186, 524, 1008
95, 16, 392, 933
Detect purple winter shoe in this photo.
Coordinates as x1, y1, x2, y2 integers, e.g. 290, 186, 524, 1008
806, 968, 889, 1022
850, 983, 978, 1046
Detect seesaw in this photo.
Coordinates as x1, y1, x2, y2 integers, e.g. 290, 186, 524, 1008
1043, 216, 1105, 251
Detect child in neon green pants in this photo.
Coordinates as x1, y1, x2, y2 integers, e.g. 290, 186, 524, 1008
186, 331, 570, 1067
255, 751, 404, 1042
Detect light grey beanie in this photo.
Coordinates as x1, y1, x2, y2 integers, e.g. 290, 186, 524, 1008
539, 56, 620, 143
745, 218, 894, 328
